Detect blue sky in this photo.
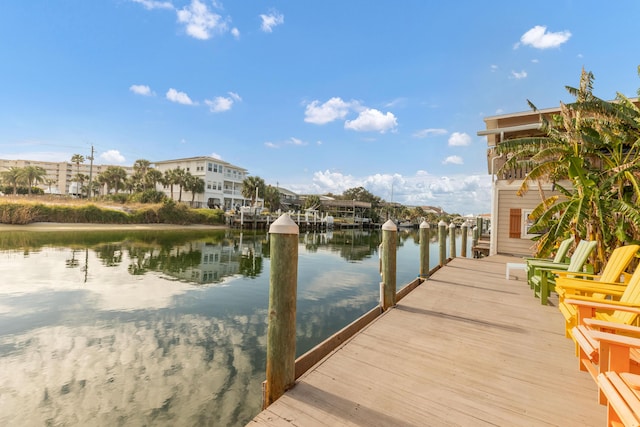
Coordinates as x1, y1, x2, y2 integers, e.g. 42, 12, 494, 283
1, 1, 639, 214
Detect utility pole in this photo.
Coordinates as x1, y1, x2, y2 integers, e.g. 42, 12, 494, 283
88, 145, 94, 199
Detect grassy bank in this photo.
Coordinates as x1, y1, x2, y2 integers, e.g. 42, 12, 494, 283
0, 197, 225, 225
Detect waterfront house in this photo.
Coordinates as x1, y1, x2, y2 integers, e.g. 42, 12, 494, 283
153, 156, 248, 209
478, 106, 566, 256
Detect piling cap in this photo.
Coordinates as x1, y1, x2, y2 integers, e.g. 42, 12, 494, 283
382, 219, 397, 231
438, 220, 447, 227
269, 213, 299, 234
449, 222, 456, 229
420, 220, 430, 229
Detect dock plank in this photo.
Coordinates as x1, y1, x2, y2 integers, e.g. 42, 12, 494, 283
248, 255, 606, 426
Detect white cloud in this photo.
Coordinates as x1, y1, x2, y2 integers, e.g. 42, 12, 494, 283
166, 88, 196, 105
210, 152, 222, 160
344, 108, 397, 133
99, 150, 126, 164
131, 0, 174, 10
289, 137, 306, 146
177, 0, 228, 40
448, 132, 471, 146
264, 142, 278, 149
490, 64, 498, 72
260, 11, 284, 32
231, 27, 240, 39
510, 70, 528, 79
413, 128, 447, 138
205, 92, 241, 112
517, 25, 571, 49
304, 97, 353, 124
442, 155, 463, 165
129, 84, 154, 96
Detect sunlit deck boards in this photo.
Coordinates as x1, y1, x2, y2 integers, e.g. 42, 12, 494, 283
248, 255, 606, 426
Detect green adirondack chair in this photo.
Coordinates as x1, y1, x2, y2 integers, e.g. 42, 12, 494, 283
525, 237, 574, 289
531, 240, 597, 305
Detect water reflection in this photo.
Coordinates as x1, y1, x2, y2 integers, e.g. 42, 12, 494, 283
0, 227, 462, 426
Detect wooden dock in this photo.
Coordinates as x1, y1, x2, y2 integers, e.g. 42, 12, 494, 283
248, 255, 606, 426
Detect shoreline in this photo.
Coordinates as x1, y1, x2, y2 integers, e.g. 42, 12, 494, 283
0, 222, 228, 232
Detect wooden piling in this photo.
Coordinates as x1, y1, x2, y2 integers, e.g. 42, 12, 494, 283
449, 222, 456, 259
461, 223, 468, 258
264, 214, 299, 408
419, 220, 430, 279
438, 220, 447, 266
381, 219, 397, 310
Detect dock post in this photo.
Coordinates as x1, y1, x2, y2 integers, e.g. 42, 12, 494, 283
419, 220, 430, 279
449, 222, 456, 259
461, 223, 468, 258
381, 219, 397, 310
264, 214, 299, 408
438, 220, 447, 266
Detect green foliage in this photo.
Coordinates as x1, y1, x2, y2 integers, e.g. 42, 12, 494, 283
0, 200, 225, 226
137, 189, 167, 204
497, 67, 640, 268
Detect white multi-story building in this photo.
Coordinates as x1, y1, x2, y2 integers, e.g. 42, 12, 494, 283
153, 156, 249, 209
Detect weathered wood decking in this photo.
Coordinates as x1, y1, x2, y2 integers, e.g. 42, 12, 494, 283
249, 255, 606, 426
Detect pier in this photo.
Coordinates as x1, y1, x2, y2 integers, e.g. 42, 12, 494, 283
249, 255, 606, 426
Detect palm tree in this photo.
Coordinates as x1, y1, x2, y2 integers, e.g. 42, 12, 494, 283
0, 167, 24, 195
72, 173, 88, 197
100, 165, 128, 194
45, 178, 57, 195
184, 174, 205, 206
497, 68, 640, 267
144, 168, 163, 191
19, 166, 47, 195
133, 159, 151, 191
241, 176, 266, 206
71, 154, 85, 178
174, 167, 187, 202
264, 185, 281, 211
163, 168, 179, 199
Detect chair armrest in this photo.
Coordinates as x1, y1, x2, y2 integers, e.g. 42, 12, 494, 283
583, 318, 640, 335
564, 298, 640, 313
554, 271, 601, 280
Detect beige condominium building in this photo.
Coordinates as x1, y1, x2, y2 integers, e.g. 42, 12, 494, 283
0, 158, 134, 196
152, 156, 249, 210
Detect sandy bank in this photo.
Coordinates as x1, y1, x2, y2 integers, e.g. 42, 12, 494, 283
0, 223, 228, 232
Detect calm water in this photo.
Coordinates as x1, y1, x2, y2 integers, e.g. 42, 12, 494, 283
0, 227, 469, 426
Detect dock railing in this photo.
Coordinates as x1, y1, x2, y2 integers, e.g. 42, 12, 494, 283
263, 215, 469, 408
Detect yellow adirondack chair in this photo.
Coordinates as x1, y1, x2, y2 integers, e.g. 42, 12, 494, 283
557, 245, 640, 337
563, 269, 640, 340
525, 237, 574, 289
531, 240, 597, 305
556, 244, 640, 301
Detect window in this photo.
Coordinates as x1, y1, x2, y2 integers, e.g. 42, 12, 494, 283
509, 208, 538, 239
208, 163, 212, 172
521, 209, 538, 238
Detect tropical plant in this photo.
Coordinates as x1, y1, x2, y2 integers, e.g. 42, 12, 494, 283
0, 167, 25, 195
241, 176, 266, 206
71, 154, 85, 176
45, 178, 57, 195
263, 185, 281, 211
163, 168, 179, 199
184, 173, 205, 205
132, 159, 152, 191
496, 67, 640, 268
19, 166, 47, 195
